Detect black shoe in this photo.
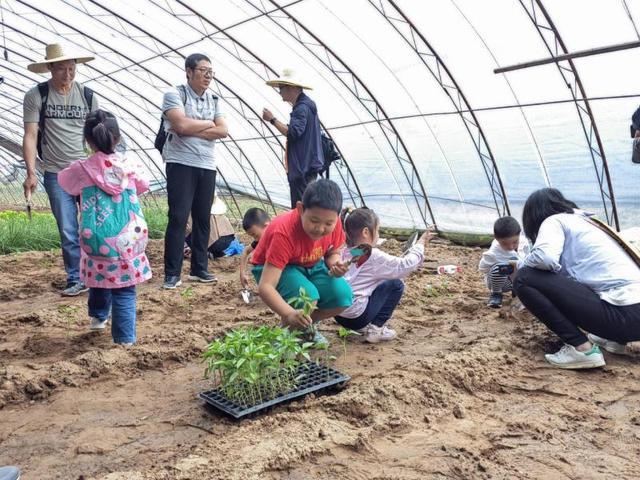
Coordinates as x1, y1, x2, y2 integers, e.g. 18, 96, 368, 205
487, 293, 503, 308
188, 271, 217, 283
163, 275, 182, 290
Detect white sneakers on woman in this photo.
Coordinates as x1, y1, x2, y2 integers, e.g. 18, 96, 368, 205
587, 333, 628, 355
545, 344, 605, 369
360, 324, 397, 343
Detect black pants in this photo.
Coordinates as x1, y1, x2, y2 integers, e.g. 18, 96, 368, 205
288, 171, 317, 209
513, 266, 640, 346
164, 163, 216, 277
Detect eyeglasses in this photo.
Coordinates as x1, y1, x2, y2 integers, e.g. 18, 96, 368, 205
194, 67, 214, 77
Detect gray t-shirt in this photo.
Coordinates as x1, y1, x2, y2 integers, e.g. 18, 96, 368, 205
161, 84, 224, 171
23, 81, 99, 173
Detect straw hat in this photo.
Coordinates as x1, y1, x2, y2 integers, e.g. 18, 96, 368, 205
27, 43, 94, 74
266, 68, 312, 90
210, 196, 228, 215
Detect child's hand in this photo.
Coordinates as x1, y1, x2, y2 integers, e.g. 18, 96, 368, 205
418, 227, 436, 245
240, 272, 250, 289
329, 261, 349, 277
284, 310, 313, 329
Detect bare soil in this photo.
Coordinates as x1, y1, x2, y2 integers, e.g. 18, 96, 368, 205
1, 239, 639, 479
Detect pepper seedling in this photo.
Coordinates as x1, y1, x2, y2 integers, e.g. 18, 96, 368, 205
287, 287, 320, 343
337, 326, 361, 360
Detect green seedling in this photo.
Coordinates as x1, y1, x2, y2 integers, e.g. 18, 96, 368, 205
287, 287, 319, 342
337, 326, 361, 359
202, 325, 314, 407
180, 285, 196, 313
57, 304, 79, 336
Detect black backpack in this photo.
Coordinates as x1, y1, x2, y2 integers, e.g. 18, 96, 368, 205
320, 132, 340, 178
37, 81, 94, 160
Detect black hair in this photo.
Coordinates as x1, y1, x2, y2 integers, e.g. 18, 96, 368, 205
242, 207, 270, 231
185, 53, 211, 71
341, 207, 379, 247
301, 179, 342, 213
522, 188, 578, 243
493, 216, 521, 240
83, 109, 120, 154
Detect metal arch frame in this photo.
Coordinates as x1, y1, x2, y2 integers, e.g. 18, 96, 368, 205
155, 0, 365, 209
369, 0, 510, 217
519, 0, 619, 229
243, 0, 436, 227
67, 0, 283, 216
8, 0, 277, 218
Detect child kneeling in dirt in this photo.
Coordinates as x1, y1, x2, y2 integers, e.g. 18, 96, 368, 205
59, 110, 151, 346
336, 208, 430, 343
239, 207, 270, 290
251, 180, 353, 345
478, 216, 528, 309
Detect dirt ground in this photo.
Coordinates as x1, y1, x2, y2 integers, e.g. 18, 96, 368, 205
1, 238, 639, 479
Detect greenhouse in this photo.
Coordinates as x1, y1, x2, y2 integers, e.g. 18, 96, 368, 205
1, 1, 640, 479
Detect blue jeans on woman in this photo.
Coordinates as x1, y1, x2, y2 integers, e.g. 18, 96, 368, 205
43, 171, 81, 285
335, 279, 405, 331
89, 286, 137, 344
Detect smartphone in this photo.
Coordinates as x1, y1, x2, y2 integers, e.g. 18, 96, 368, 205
496, 263, 514, 275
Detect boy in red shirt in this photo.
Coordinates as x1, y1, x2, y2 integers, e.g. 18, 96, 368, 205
251, 180, 353, 344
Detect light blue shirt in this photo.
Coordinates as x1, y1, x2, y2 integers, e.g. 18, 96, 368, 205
161, 84, 224, 170
520, 211, 640, 305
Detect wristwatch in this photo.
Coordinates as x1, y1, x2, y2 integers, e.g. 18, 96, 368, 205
269, 117, 277, 125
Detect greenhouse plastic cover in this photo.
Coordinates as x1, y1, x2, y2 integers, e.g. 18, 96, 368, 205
0, 0, 639, 233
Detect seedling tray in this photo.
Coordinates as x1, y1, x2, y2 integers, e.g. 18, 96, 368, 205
199, 362, 350, 419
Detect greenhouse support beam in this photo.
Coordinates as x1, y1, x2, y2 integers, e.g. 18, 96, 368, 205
371, 0, 510, 217
246, 0, 436, 227
495, 40, 640, 73
519, 0, 619, 230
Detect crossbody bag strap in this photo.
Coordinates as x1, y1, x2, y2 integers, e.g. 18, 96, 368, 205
588, 216, 640, 269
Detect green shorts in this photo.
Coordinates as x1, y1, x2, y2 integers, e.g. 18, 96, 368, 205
253, 260, 353, 310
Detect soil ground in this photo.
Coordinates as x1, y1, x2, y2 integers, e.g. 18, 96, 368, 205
1, 239, 639, 479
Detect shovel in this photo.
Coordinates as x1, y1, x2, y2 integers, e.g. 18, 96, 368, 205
240, 289, 251, 304
25, 191, 32, 221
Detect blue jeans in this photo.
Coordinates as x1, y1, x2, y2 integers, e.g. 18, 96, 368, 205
43, 171, 81, 284
335, 279, 405, 330
89, 286, 137, 343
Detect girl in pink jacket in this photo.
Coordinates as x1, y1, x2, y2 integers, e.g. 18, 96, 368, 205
59, 110, 151, 345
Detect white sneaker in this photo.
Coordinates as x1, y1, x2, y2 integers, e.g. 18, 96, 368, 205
587, 333, 628, 355
89, 317, 108, 331
544, 344, 605, 369
364, 324, 397, 344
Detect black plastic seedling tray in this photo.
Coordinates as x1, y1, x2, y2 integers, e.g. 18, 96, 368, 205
199, 362, 350, 419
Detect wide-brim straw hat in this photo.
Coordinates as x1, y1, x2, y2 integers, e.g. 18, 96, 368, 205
266, 68, 312, 90
27, 43, 94, 74
210, 196, 228, 215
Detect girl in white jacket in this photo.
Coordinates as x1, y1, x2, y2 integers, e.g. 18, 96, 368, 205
337, 208, 432, 343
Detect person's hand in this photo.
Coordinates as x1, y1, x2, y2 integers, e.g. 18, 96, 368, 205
418, 227, 436, 245
284, 310, 312, 329
23, 173, 37, 200
240, 272, 250, 289
262, 108, 274, 122
329, 261, 349, 277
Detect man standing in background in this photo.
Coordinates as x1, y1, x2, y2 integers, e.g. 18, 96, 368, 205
262, 69, 324, 209
22, 43, 98, 296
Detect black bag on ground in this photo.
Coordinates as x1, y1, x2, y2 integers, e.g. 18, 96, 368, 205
319, 132, 341, 178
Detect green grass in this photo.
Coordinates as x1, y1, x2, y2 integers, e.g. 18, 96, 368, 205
0, 207, 169, 254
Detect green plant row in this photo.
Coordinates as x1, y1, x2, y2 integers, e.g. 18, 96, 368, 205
202, 325, 314, 407
0, 208, 168, 254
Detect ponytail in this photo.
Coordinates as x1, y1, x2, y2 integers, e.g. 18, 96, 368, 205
84, 109, 120, 154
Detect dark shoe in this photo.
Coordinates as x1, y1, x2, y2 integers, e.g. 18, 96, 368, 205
62, 282, 89, 297
188, 271, 217, 283
163, 276, 182, 290
487, 293, 503, 308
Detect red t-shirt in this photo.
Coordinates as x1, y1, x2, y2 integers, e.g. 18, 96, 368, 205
251, 209, 345, 269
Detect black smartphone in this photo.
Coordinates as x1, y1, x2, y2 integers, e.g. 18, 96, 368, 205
496, 263, 514, 275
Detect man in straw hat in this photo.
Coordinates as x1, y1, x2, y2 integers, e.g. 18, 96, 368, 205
23, 43, 99, 297
263, 69, 325, 209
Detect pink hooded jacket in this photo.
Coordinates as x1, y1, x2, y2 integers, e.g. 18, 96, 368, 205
59, 151, 152, 288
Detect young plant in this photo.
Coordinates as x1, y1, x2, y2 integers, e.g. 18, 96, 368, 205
337, 326, 360, 359
202, 325, 314, 407
287, 287, 319, 342
180, 285, 196, 313
57, 304, 79, 336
